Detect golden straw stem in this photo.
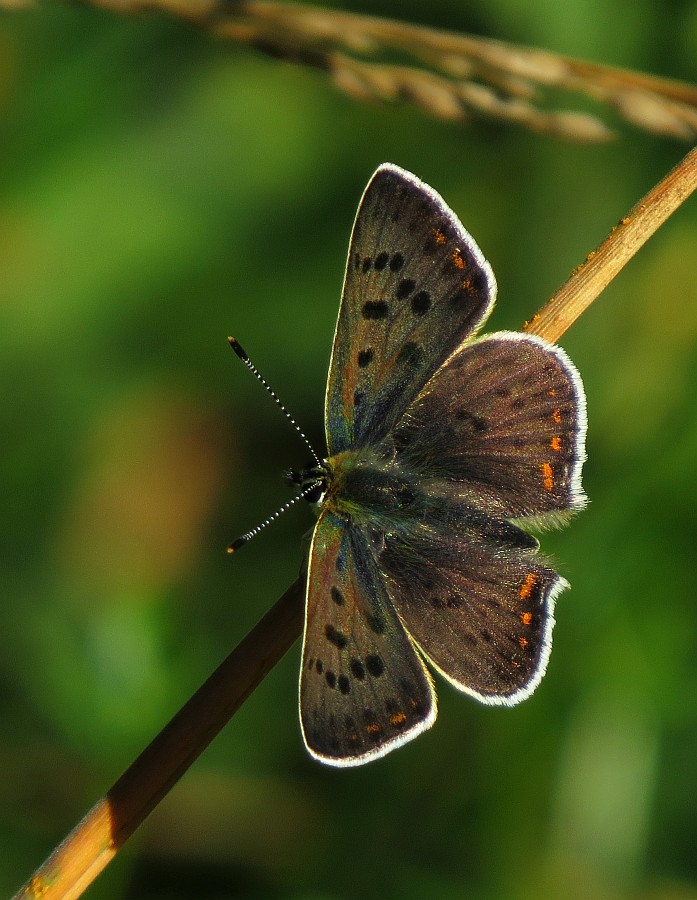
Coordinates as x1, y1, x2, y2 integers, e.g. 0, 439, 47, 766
525, 144, 697, 342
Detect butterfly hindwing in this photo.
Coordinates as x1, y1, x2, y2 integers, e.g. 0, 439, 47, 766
379, 525, 564, 703
300, 510, 436, 766
390, 332, 587, 521
325, 164, 496, 456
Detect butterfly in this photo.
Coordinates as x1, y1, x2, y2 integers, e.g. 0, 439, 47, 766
273, 164, 586, 767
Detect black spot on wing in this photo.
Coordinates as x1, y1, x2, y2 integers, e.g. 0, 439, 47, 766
325, 624, 348, 649
366, 654, 385, 677
410, 290, 431, 315
396, 341, 423, 368
456, 409, 488, 432
350, 658, 366, 680
450, 287, 471, 306
357, 348, 374, 368
362, 300, 389, 319
368, 614, 386, 635
396, 279, 416, 299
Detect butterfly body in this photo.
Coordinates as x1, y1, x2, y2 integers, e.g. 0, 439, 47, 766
295, 164, 587, 766
312, 446, 538, 552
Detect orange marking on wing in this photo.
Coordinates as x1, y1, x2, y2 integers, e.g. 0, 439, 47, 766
451, 248, 465, 269
548, 389, 557, 397
434, 228, 447, 244
521, 611, 533, 626
541, 462, 554, 491
519, 637, 529, 650
366, 723, 381, 734
390, 712, 407, 727
550, 436, 562, 452
519, 573, 537, 599
551, 407, 562, 424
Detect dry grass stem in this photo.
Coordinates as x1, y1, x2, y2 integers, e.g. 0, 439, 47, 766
524, 142, 697, 343
7, 0, 697, 140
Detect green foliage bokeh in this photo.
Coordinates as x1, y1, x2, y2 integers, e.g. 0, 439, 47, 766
2, 2, 697, 897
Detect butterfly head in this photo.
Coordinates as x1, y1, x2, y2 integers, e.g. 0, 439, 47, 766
285, 460, 329, 508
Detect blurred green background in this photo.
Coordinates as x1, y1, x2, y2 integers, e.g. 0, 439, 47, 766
2, 1, 697, 897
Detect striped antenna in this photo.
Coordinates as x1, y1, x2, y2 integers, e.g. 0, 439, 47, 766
228, 479, 322, 553
228, 337, 320, 467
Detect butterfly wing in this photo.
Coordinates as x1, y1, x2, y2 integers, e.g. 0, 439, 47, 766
390, 332, 587, 522
325, 163, 496, 456
380, 525, 564, 703
374, 331, 586, 702
300, 509, 436, 766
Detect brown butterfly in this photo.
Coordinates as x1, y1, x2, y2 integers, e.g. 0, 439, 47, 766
276, 164, 586, 766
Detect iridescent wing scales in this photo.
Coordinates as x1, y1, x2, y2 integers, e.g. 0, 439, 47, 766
325, 164, 496, 455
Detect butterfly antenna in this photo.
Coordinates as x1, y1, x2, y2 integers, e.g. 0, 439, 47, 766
228, 337, 321, 467
228, 479, 321, 553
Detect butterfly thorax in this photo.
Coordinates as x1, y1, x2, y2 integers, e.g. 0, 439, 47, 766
319, 448, 418, 523
296, 451, 419, 524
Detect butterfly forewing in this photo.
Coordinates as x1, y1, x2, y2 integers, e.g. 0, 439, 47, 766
325, 164, 496, 456
300, 509, 436, 766
390, 333, 587, 521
